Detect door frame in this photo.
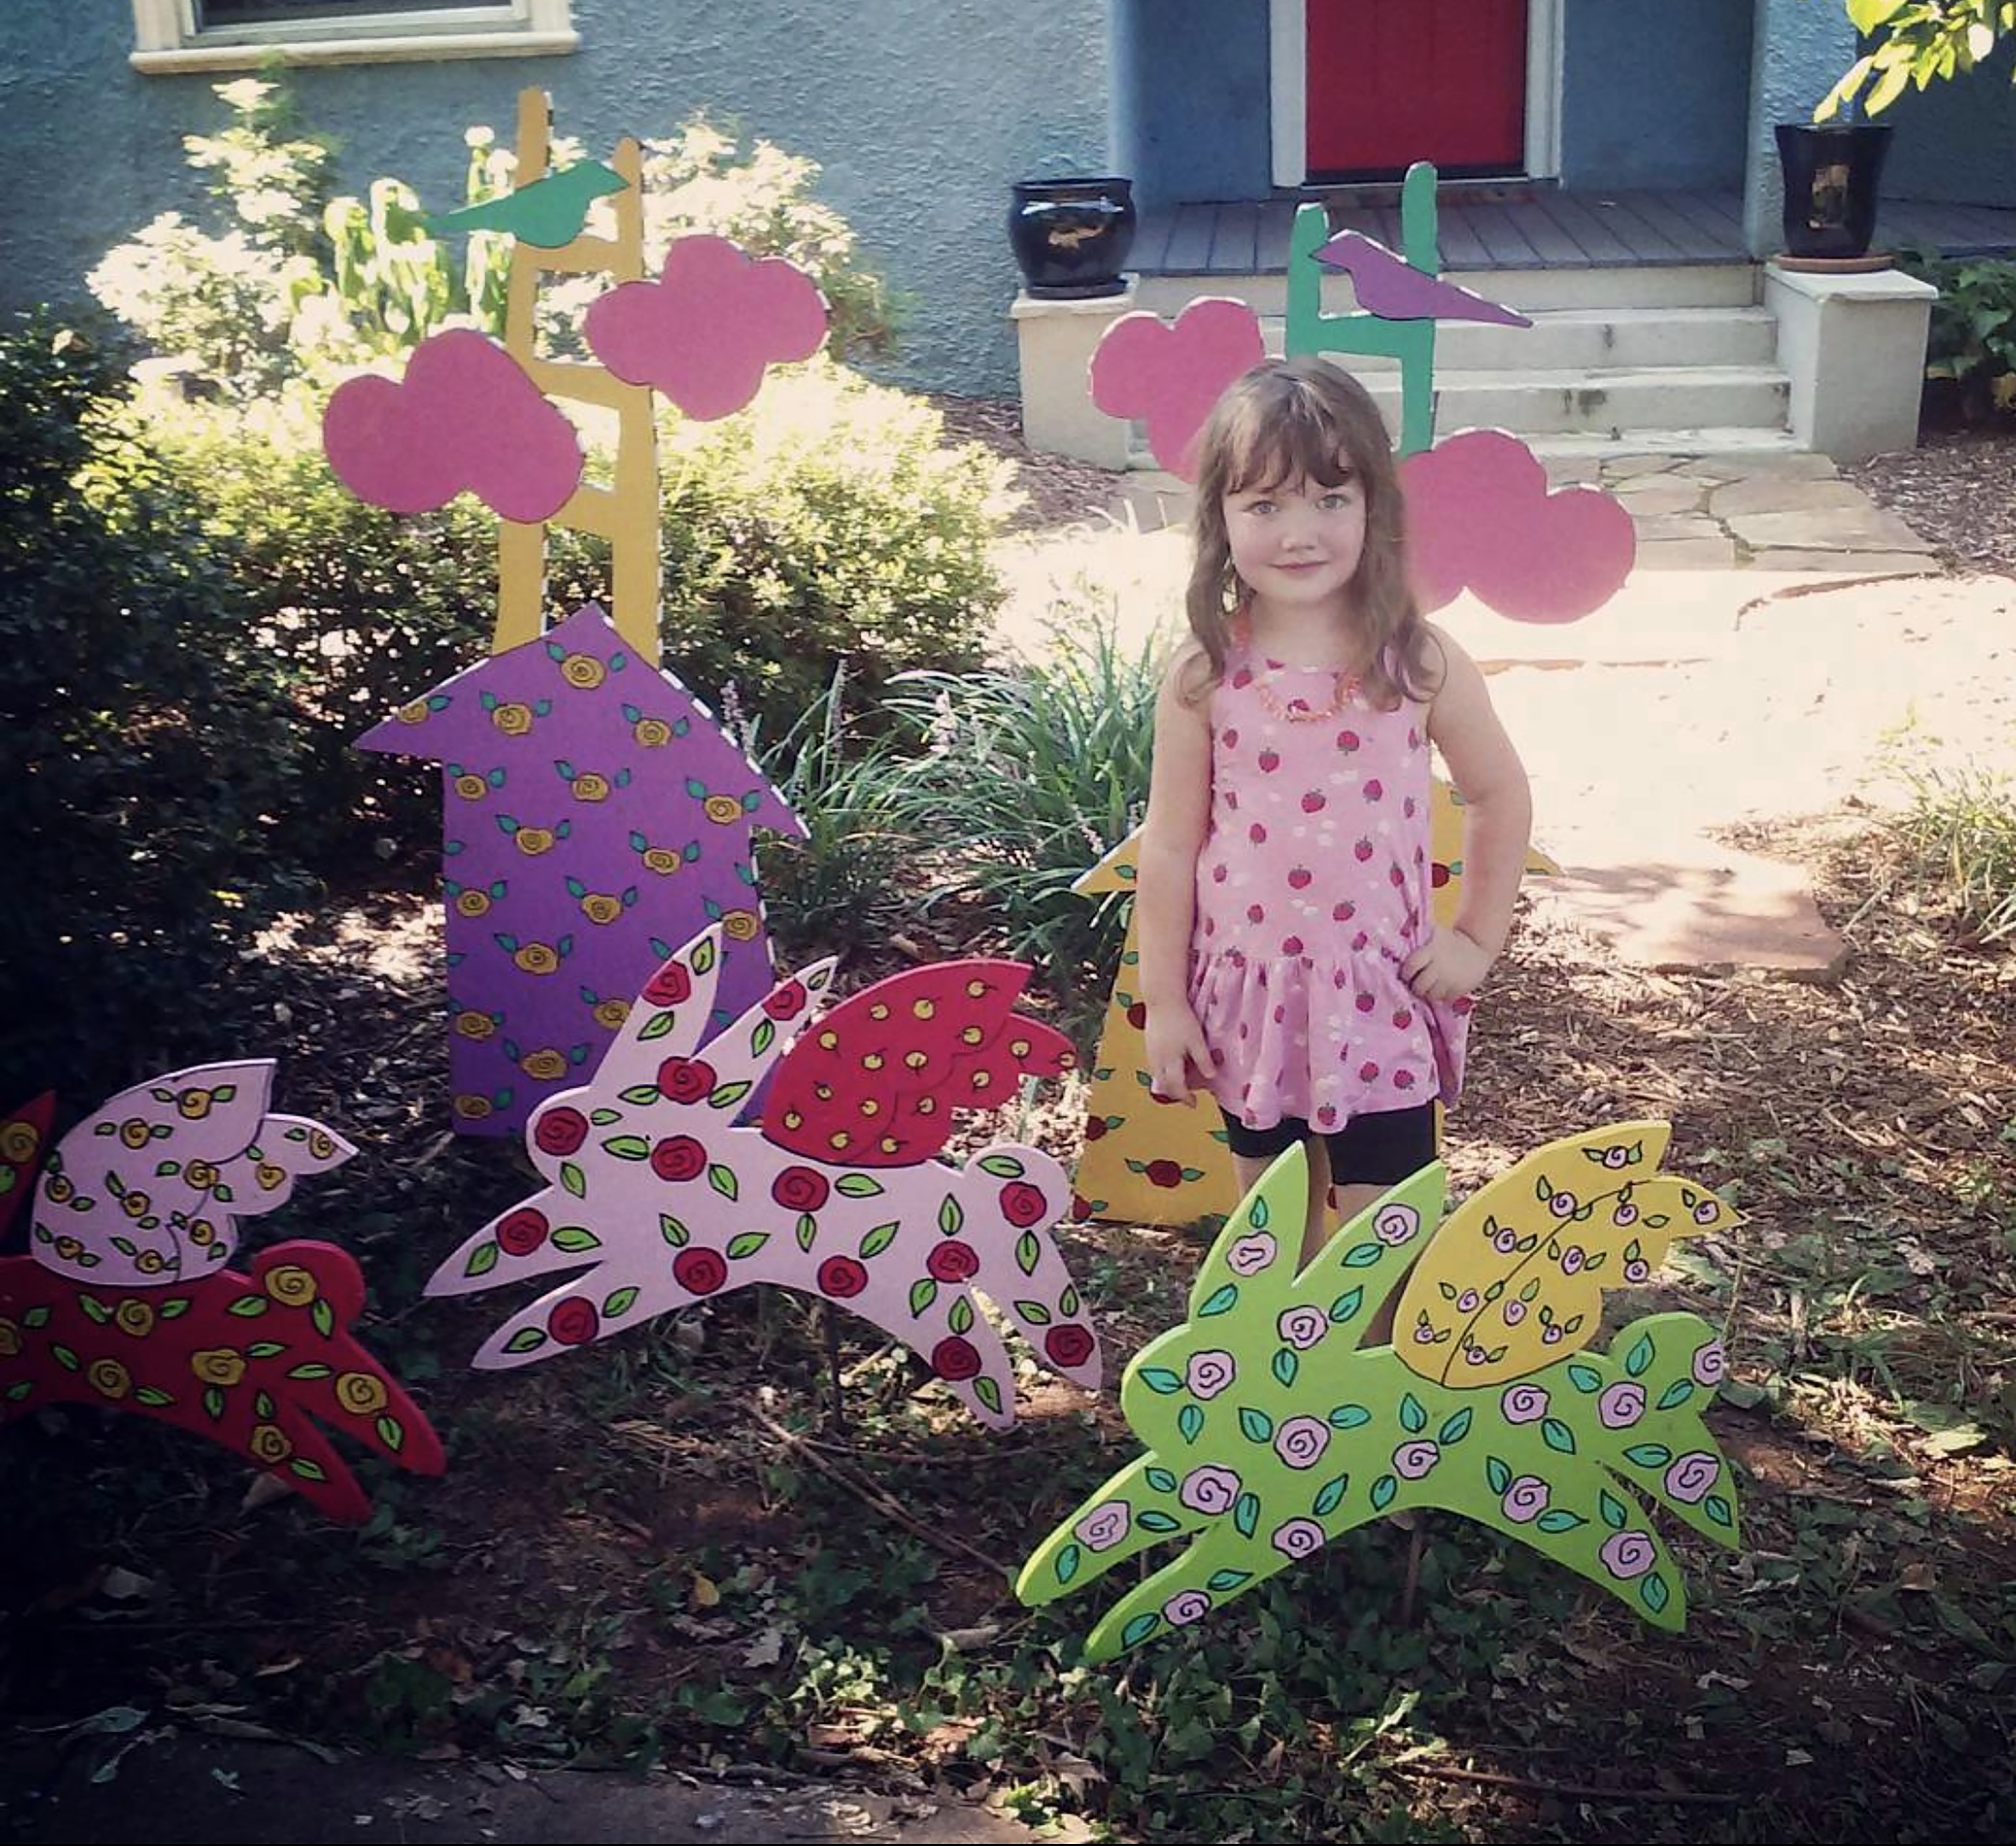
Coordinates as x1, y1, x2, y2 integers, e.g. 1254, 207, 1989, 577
1269, 0, 1563, 188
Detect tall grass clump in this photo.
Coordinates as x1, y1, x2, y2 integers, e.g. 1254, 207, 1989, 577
1891, 758, 2016, 943
745, 665, 919, 964
887, 613, 1162, 1023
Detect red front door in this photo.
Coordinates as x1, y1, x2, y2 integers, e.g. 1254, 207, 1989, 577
1305, 0, 1529, 180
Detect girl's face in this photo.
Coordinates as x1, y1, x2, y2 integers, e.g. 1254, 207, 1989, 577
1221, 468, 1367, 621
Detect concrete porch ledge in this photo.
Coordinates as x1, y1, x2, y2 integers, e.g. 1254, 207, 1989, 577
1763, 263, 1938, 463
1010, 282, 1140, 470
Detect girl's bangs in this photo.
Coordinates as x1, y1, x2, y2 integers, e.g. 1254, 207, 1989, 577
1220, 389, 1359, 496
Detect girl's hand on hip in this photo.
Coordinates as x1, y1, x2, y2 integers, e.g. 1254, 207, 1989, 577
1144, 1002, 1214, 1102
1402, 928, 1493, 1002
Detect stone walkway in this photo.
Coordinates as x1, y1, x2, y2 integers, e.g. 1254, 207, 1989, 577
1548, 449, 1936, 577
996, 447, 2004, 981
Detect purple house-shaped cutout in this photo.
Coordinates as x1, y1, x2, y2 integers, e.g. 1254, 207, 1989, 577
359, 604, 803, 1136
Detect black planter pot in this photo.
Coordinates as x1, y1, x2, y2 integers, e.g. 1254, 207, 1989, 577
1008, 177, 1137, 299
1775, 122, 1894, 259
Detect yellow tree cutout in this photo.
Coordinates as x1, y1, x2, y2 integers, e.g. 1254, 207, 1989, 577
1020, 1121, 1746, 1659
494, 91, 661, 662
1072, 783, 1558, 1227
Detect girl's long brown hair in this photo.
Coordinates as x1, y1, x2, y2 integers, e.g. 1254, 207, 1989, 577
1181, 357, 1435, 710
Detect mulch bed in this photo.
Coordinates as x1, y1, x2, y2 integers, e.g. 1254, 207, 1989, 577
1847, 422, 2016, 575
6, 401, 2014, 1845
927, 393, 1127, 533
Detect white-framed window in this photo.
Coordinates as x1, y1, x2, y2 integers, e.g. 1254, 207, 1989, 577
131, 0, 578, 73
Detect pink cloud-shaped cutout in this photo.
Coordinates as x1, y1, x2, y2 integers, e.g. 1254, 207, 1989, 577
322, 329, 584, 523
1401, 429, 1636, 624
584, 234, 828, 420
1089, 298, 1266, 481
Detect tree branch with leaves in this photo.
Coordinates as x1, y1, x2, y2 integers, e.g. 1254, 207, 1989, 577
1821, 0, 2016, 119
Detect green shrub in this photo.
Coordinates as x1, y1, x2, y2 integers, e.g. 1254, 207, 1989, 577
885, 615, 1161, 1026
133, 387, 502, 876
134, 360, 1010, 876
0, 313, 309, 1100
86, 78, 339, 401
658, 360, 1014, 732
89, 84, 1007, 876
1897, 246, 2016, 419
549, 115, 899, 363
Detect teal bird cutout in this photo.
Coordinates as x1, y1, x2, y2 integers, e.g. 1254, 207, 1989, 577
430, 160, 628, 249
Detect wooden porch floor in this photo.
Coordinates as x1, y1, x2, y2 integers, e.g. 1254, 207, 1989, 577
1133, 188, 2016, 274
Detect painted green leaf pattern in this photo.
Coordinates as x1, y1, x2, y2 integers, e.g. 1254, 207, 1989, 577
1012, 1131, 1745, 1662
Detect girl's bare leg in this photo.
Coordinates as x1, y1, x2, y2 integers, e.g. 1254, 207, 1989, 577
1230, 1140, 1334, 1271
1330, 1180, 1401, 1344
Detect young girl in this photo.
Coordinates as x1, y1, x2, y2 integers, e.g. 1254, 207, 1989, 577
1137, 357, 1533, 1269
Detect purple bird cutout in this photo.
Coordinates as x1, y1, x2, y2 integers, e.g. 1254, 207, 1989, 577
1314, 232, 1533, 328
358, 605, 804, 1137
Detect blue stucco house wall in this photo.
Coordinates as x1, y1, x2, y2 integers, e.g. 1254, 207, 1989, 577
1558, 0, 1754, 192
0, 0, 1110, 396
6, 2, 2012, 397
1875, 41, 2016, 211
1110, 0, 1273, 212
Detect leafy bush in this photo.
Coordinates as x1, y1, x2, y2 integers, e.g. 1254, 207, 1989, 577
1897, 246, 2016, 419
132, 387, 504, 875
89, 79, 895, 398
0, 313, 309, 1099
88, 79, 341, 401
88, 82, 1007, 875
548, 115, 899, 363
134, 360, 1009, 875
658, 360, 1013, 732
885, 615, 1162, 1023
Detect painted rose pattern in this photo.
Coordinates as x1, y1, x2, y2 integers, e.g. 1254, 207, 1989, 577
428, 925, 1101, 1430
1017, 1120, 1745, 1658
0, 1062, 443, 1521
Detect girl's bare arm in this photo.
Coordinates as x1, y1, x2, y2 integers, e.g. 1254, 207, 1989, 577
1136, 649, 1217, 1097
1407, 628, 1533, 999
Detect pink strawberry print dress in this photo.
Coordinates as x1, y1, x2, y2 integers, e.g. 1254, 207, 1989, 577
1189, 643, 1471, 1135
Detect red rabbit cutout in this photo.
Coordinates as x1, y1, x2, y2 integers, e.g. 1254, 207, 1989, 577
0, 1093, 55, 1241
0, 1240, 445, 1522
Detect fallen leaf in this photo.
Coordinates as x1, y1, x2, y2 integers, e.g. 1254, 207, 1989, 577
690, 1572, 721, 1610
743, 1626, 787, 1667
98, 1567, 156, 1602
240, 1473, 296, 1513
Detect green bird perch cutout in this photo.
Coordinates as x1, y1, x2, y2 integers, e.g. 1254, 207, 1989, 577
1017, 1122, 1745, 1660
431, 159, 628, 248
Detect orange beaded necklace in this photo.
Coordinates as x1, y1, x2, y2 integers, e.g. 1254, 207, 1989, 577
1232, 613, 1361, 724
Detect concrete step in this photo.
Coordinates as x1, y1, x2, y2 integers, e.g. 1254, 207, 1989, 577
1121, 426, 1812, 476
1522, 426, 1808, 460
1253, 305, 1780, 373
1133, 261, 1760, 318
1353, 363, 1791, 440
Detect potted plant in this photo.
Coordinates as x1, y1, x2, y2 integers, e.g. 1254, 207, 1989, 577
1774, 116, 1894, 261
1007, 176, 1137, 299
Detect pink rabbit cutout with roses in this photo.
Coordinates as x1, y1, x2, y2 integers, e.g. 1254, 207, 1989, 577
429, 926, 1102, 1428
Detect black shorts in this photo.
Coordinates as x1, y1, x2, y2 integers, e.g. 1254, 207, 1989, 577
1218, 1101, 1437, 1188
